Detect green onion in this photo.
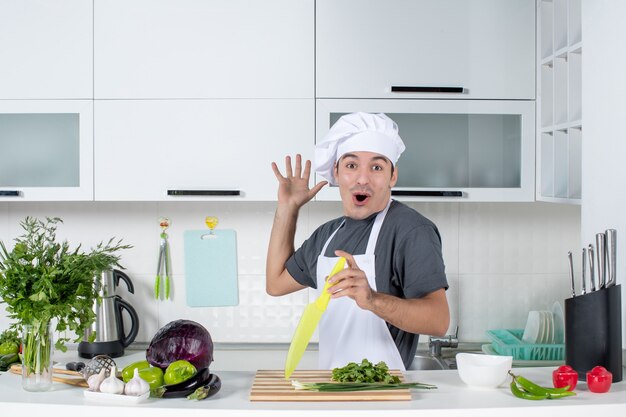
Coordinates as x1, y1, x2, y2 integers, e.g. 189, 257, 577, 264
292, 380, 437, 392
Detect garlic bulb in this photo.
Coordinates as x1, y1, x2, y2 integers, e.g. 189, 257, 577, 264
87, 367, 107, 392
99, 366, 125, 395
124, 368, 150, 396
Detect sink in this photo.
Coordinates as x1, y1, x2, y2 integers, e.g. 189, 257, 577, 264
408, 355, 449, 370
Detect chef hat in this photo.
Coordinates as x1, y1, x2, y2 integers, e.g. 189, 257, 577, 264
314, 112, 406, 185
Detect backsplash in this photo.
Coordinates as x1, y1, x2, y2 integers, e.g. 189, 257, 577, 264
0, 201, 580, 345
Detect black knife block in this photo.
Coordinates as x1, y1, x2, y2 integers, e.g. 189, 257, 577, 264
564, 284, 622, 382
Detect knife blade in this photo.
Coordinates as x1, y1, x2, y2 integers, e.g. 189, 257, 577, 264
596, 233, 607, 289
568, 251, 575, 298
605, 229, 617, 287
581, 248, 587, 295
284, 257, 346, 379
588, 244, 596, 291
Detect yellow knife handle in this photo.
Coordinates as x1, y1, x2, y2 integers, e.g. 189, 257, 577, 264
315, 257, 346, 310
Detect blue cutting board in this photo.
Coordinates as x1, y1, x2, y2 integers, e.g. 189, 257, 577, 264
184, 229, 239, 307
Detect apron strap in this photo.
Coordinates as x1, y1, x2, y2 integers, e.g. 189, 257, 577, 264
320, 219, 345, 256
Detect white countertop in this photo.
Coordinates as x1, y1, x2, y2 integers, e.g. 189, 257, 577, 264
2, 350, 625, 417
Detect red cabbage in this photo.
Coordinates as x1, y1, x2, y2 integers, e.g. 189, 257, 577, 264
146, 319, 213, 370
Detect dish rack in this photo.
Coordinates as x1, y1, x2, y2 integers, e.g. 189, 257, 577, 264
486, 329, 564, 361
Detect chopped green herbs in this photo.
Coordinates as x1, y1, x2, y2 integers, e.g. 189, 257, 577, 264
331, 359, 400, 383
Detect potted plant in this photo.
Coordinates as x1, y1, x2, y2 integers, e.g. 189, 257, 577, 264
0, 217, 131, 391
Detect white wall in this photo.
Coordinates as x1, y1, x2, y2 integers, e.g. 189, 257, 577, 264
0, 201, 579, 345
581, 1, 626, 344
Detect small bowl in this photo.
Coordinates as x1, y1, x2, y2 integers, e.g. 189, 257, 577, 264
456, 353, 513, 388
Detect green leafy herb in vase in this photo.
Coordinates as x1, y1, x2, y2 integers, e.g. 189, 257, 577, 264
0, 217, 131, 384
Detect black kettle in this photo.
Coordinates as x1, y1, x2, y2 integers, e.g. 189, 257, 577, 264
78, 269, 139, 358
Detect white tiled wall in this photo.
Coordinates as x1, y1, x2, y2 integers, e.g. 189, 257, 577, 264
0, 201, 580, 345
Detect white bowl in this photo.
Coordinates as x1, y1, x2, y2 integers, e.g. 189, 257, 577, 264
456, 353, 513, 388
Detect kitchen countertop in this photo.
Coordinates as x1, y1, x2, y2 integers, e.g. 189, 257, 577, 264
1, 350, 625, 417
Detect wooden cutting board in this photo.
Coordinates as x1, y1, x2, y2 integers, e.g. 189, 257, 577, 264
249, 370, 411, 402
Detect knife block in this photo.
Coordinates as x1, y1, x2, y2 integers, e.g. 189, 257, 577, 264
564, 284, 622, 382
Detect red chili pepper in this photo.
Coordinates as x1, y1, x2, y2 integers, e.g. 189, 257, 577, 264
586, 366, 612, 393
553, 365, 578, 391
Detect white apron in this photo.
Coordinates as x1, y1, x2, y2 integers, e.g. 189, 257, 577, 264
317, 200, 406, 371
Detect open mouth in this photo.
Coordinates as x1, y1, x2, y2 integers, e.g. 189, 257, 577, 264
352, 193, 370, 205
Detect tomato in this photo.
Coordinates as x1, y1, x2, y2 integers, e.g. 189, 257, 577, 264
138, 366, 165, 390
163, 360, 197, 385
586, 366, 612, 393
552, 365, 578, 391
122, 360, 151, 383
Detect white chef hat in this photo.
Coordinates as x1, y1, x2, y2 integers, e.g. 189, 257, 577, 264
314, 112, 406, 185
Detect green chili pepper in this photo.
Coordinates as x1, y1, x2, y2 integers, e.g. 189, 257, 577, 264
510, 379, 548, 400
508, 371, 576, 401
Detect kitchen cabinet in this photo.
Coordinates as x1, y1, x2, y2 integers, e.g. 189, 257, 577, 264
316, 99, 535, 202
537, 0, 582, 204
94, 0, 313, 99
0, 0, 92, 99
94, 99, 313, 201
0, 100, 94, 201
316, 0, 535, 100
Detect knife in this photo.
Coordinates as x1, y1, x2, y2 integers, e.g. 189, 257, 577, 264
581, 248, 587, 295
568, 251, 575, 298
596, 233, 606, 289
588, 244, 596, 291
284, 257, 346, 379
605, 229, 617, 287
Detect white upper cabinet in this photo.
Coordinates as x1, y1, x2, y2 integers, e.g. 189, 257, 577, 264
0, 0, 92, 99
316, 0, 536, 100
94, 0, 314, 99
94, 100, 313, 201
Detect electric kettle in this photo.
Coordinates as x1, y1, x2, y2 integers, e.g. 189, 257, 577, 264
78, 269, 139, 358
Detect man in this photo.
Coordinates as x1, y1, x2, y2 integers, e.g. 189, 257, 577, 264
266, 112, 449, 370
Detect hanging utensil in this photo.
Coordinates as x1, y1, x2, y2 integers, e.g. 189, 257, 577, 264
567, 251, 575, 298
605, 229, 617, 287
596, 233, 606, 289
588, 244, 596, 292
155, 217, 172, 300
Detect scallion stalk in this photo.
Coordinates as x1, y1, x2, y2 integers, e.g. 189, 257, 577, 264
292, 380, 437, 392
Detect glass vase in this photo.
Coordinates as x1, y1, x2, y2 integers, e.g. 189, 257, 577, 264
21, 321, 53, 392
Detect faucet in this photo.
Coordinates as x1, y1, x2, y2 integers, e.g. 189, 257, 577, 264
428, 326, 459, 357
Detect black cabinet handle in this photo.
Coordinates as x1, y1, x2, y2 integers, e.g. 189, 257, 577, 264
0, 190, 21, 197
167, 189, 241, 196
392, 190, 463, 197
391, 86, 464, 93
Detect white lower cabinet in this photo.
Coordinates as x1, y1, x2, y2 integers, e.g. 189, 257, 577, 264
0, 100, 93, 201
94, 100, 314, 201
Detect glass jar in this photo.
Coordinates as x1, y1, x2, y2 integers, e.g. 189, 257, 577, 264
21, 321, 53, 392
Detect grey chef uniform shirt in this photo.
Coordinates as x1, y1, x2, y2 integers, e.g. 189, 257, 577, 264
286, 200, 448, 368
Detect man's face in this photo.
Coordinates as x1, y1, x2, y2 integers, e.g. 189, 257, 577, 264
334, 151, 398, 220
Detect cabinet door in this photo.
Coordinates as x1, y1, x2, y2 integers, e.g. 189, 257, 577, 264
315, 99, 535, 202
316, 0, 535, 100
94, 0, 314, 99
0, 0, 92, 99
94, 100, 314, 201
0, 100, 94, 201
